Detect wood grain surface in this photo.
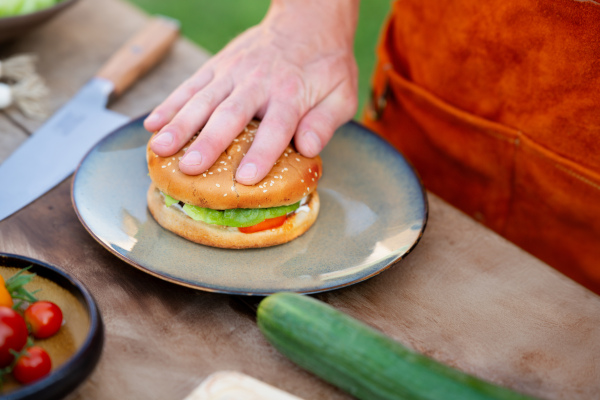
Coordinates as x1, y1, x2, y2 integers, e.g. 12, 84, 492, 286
0, 0, 599, 399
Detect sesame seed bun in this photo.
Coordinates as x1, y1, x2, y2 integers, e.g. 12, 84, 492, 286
147, 183, 320, 249
147, 120, 322, 209
146, 120, 322, 249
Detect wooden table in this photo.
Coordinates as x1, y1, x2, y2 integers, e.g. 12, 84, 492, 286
1, 1, 599, 399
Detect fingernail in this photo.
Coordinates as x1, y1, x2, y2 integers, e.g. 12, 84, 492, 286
152, 131, 173, 146
237, 163, 257, 180
181, 151, 203, 166
304, 131, 321, 155
145, 114, 160, 125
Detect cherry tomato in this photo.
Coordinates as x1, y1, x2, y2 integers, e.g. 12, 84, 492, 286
239, 215, 287, 234
13, 346, 52, 384
24, 301, 63, 339
0, 306, 28, 367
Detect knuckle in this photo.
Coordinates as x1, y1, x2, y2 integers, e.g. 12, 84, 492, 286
266, 118, 289, 135
218, 99, 244, 117
275, 73, 305, 99
196, 90, 217, 107
181, 79, 201, 97
347, 95, 358, 118
249, 63, 270, 81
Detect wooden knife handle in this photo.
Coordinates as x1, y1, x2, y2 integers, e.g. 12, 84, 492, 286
96, 16, 180, 98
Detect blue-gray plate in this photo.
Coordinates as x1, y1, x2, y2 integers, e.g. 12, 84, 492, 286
72, 117, 427, 295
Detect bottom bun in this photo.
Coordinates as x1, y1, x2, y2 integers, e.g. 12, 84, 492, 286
147, 183, 320, 249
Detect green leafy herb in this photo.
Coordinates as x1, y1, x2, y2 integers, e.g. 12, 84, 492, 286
5, 267, 38, 305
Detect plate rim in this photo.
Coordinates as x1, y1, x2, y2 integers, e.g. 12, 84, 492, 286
71, 116, 429, 296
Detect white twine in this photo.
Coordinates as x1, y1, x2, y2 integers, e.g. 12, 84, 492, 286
0, 76, 49, 119
0, 54, 38, 81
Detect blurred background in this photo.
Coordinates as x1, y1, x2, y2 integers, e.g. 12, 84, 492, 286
127, 0, 392, 117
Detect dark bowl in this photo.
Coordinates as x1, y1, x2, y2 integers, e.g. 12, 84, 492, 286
0, 0, 79, 44
0, 253, 103, 400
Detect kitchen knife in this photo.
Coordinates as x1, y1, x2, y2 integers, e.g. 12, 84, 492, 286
0, 16, 179, 222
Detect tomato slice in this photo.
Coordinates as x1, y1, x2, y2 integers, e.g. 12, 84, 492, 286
239, 215, 287, 234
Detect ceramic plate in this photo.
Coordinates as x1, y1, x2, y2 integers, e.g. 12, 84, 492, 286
0, 253, 103, 400
72, 117, 427, 295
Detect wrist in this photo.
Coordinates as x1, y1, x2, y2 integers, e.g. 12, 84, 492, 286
264, 0, 359, 47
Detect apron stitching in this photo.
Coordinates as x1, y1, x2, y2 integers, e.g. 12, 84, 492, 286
554, 164, 600, 192
502, 132, 522, 235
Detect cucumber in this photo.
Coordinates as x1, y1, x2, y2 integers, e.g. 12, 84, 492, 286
257, 293, 538, 400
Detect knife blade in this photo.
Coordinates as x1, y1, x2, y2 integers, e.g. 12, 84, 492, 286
0, 16, 179, 222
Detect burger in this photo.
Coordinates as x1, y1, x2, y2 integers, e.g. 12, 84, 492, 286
146, 120, 321, 249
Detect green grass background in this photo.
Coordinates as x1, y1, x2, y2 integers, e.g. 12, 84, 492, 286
126, 0, 392, 117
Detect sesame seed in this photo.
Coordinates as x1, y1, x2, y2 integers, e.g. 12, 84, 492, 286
307, 187, 310, 191
172, 157, 175, 160
263, 190, 267, 193
234, 139, 239, 142
231, 186, 235, 191
301, 179, 304, 182
314, 172, 318, 177
284, 153, 288, 157
283, 168, 288, 171
154, 154, 158, 158
161, 165, 166, 168
223, 193, 227, 197
244, 127, 249, 132
209, 172, 213, 175
218, 168, 221, 172
173, 169, 176, 173
296, 158, 300, 162
279, 175, 283, 179
216, 184, 220, 187
271, 180, 274, 184
228, 156, 231, 159
250, 137, 254, 141
220, 161, 225, 164
270, 183, 273, 186
308, 168, 312, 173
183, 147, 188, 151
224, 168, 228, 171
312, 178, 315, 181
178, 157, 182, 160
168, 162, 172, 166
203, 173, 206, 177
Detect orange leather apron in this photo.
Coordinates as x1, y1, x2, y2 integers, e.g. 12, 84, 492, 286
364, 0, 600, 294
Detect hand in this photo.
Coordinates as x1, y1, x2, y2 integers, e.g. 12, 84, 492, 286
144, 0, 359, 185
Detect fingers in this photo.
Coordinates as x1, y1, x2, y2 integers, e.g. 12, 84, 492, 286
235, 100, 300, 185
144, 69, 214, 133
179, 83, 266, 175
150, 79, 233, 157
294, 83, 357, 157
